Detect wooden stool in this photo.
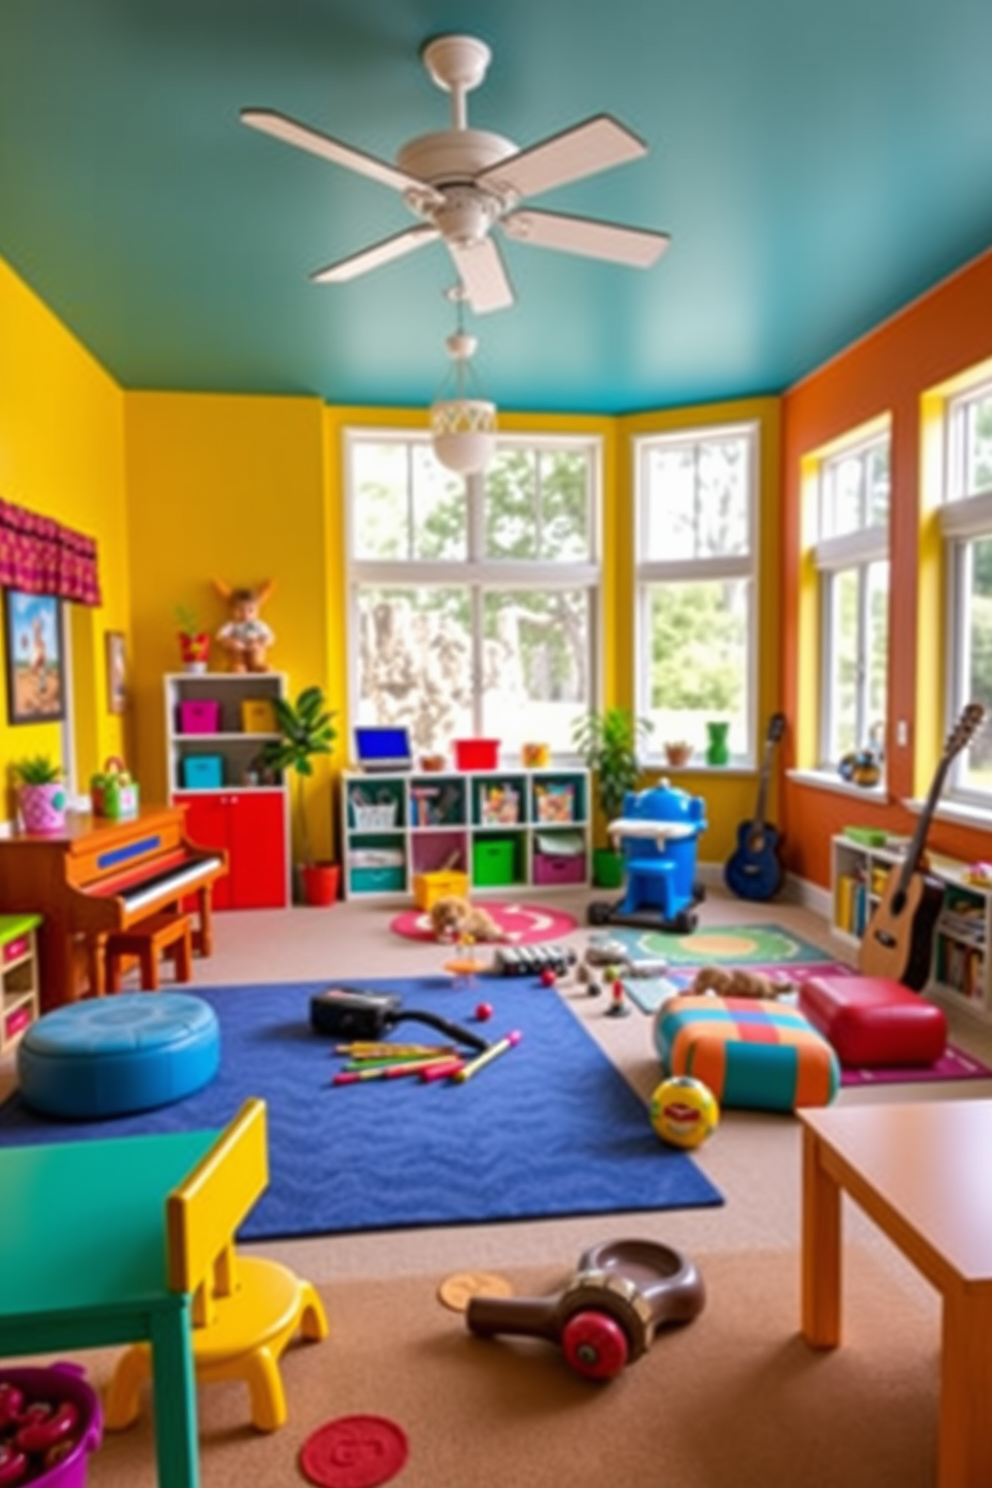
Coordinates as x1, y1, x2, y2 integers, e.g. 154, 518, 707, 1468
106, 912, 194, 993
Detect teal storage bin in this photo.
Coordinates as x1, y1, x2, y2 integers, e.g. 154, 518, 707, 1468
350, 865, 406, 894
472, 836, 518, 887
182, 755, 224, 788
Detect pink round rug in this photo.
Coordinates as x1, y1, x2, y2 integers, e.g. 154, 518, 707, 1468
390, 901, 579, 944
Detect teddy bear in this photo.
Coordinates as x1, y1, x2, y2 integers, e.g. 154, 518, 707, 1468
689, 964, 792, 999
429, 896, 506, 944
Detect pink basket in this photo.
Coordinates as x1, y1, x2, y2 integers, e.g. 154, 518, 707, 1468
0, 1364, 102, 1488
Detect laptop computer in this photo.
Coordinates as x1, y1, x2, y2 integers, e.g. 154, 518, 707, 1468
354, 724, 414, 773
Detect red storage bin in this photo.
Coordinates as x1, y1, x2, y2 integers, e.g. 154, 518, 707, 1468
178, 700, 221, 734
452, 738, 500, 770
533, 851, 587, 886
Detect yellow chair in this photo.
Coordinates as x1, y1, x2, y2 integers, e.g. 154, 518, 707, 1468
105, 1098, 328, 1433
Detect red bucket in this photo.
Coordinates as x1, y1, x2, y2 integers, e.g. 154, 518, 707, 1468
0, 1364, 102, 1488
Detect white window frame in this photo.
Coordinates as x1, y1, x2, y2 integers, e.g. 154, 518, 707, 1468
633, 421, 759, 766
344, 428, 603, 756
812, 427, 890, 770
941, 375, 992, 805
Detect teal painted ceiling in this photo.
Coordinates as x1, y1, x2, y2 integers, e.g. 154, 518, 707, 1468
3, 0, 992, 414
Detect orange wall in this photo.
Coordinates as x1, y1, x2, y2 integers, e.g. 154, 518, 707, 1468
781, 246, 992, 888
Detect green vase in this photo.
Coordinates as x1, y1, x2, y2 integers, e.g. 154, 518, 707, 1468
705, 721, 730, 766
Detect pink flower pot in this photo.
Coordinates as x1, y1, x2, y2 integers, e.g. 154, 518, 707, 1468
19, 782, 68, 834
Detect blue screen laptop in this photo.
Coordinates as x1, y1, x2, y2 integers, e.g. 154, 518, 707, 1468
354, 725, 414, 772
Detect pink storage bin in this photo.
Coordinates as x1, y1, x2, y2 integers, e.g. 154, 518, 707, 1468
533, 852, 587, 886
0, 1364, 102, 1488
177, 699, 221, 734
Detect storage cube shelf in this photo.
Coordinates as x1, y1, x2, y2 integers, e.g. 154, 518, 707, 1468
831, 831, 992, 1022
0, 914, 42, 1054
342, 767, 590, 901
165, 673, 292, 909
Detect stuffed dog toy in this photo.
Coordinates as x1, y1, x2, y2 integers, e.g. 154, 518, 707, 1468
689, 964, 792, 999
430, 896, 506, 943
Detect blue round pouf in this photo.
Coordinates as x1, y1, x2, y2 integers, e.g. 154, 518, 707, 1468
17, 993, 220, 1118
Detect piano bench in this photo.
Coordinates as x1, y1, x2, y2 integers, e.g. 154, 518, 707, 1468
106, 911, 194, 993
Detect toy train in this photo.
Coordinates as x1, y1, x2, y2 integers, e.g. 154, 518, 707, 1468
493, 945, 577, 977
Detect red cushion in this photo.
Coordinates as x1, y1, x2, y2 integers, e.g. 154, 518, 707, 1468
798, 975, 947, 1068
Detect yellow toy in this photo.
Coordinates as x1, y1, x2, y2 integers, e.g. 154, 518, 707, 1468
105, 1098, 327, 1433
214, 579, 275, 672
650, 1075, 720, 1149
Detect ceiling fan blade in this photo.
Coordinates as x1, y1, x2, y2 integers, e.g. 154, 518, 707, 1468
310, 225, 440, 283
502, 208, 670, 268
241, 107, 439, 200
476, 114, 647, 200
447, 237, 515, 314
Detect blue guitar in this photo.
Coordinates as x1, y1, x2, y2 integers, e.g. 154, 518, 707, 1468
724, 713, 786, 901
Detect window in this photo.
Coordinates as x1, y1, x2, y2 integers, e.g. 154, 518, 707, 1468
346, 432, 600, 757
812, 429, 890, 768
941, 378, 992, 802
634, 424, 757, 763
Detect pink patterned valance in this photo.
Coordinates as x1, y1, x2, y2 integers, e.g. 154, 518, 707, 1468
0, 499, 101, 606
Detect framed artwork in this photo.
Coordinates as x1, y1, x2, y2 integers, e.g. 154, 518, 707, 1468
105, 630, 127, 715
3, 589, 66, 724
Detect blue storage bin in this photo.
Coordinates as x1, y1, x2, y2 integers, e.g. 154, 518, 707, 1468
182, 755, 224, 788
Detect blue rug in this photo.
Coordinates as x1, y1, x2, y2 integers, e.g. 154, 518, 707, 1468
0, 979, 723, 1239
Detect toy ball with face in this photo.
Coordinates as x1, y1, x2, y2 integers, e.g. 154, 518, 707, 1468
649, 1075, 720, 1149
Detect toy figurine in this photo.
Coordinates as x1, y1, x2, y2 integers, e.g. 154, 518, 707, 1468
214, 580, 275, 672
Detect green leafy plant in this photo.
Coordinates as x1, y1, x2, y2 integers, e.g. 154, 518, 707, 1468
260, 687, 337, 866
571, 707, 653, 824
12, 755, 62, 785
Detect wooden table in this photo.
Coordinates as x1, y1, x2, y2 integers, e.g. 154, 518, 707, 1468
1, 1128, 217, 1488
800, 1100, 992, 1488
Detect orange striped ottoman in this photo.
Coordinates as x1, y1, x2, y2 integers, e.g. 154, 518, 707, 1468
653, 995, 840, 1112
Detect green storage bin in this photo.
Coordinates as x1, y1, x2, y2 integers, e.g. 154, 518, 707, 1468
350, 865, 406, 894
472, 836, 519, 887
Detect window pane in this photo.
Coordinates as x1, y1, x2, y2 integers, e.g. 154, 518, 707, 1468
642, 579, 750, 759
351, 441, 466, 560
643, 436, 749, 561
480, 589, 591, 753
867, 443, 891, 528
957, 536, 992, 792
355, 586, 473, 754
484, 447, 591, 561
866, 560, 889, 743
821, 437, 889, 538
964, 394, 992, 497
827, 569, 859, 759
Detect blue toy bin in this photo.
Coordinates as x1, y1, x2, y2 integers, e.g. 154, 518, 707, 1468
0, 1363, 102, 1488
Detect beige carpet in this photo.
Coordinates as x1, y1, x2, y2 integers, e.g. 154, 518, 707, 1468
69, 1245, 938, 1488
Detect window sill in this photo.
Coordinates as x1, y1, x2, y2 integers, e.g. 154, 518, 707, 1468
905, 797, 992, 833
787, 767, 888, 803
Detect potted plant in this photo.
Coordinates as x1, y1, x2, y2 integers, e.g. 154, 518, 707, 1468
260, 686, 340, 906
175, 604, 210, 672
12, 756, 68, 834
571, 707, 653, 887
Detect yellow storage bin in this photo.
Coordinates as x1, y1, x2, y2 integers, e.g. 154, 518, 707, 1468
241, 698, 277, 733
414, 870, 470, 910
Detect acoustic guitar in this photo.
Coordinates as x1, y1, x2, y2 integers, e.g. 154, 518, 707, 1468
859, 702, 986, 989
724, 712, 786, 901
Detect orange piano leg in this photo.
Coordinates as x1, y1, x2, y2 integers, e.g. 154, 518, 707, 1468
86, 933, 108, 997
194, 885, 214, 958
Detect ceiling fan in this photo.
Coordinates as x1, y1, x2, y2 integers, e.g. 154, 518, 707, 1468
241, 34, 670, 315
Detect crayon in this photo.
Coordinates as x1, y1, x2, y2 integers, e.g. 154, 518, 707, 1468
452, 1031, 521, 1084
419, 1058, 466, 1083
332, 1056, 450, 1086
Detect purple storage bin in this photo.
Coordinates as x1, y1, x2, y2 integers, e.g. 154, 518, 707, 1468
177, 699, 221, 734
0, 1363, 102, 1488
533, 851, 587, 886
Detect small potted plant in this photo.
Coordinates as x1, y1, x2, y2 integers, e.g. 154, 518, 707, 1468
12, 756, 68, 834
571, 706, 653, 887
175, 604, 211, 672
260, 685, 339, 905
664, 740, 694, 768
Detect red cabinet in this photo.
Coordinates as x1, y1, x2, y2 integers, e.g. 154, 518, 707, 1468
176, 790, 289, 909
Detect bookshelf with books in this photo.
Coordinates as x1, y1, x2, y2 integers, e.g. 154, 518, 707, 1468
831, 831, 992, 1022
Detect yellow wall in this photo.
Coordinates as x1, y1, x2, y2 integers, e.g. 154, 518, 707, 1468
0, 258, 129, 808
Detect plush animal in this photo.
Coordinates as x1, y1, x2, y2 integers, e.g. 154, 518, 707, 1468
214, 579, 275, 672
688, 964, 792, 1000
430, 896, 506, 944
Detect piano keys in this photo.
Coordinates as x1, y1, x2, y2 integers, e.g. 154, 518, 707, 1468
0, 804, 228, 1010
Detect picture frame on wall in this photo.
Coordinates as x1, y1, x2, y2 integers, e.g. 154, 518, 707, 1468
105, 630, 127, 715
3, 589, 66, 725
